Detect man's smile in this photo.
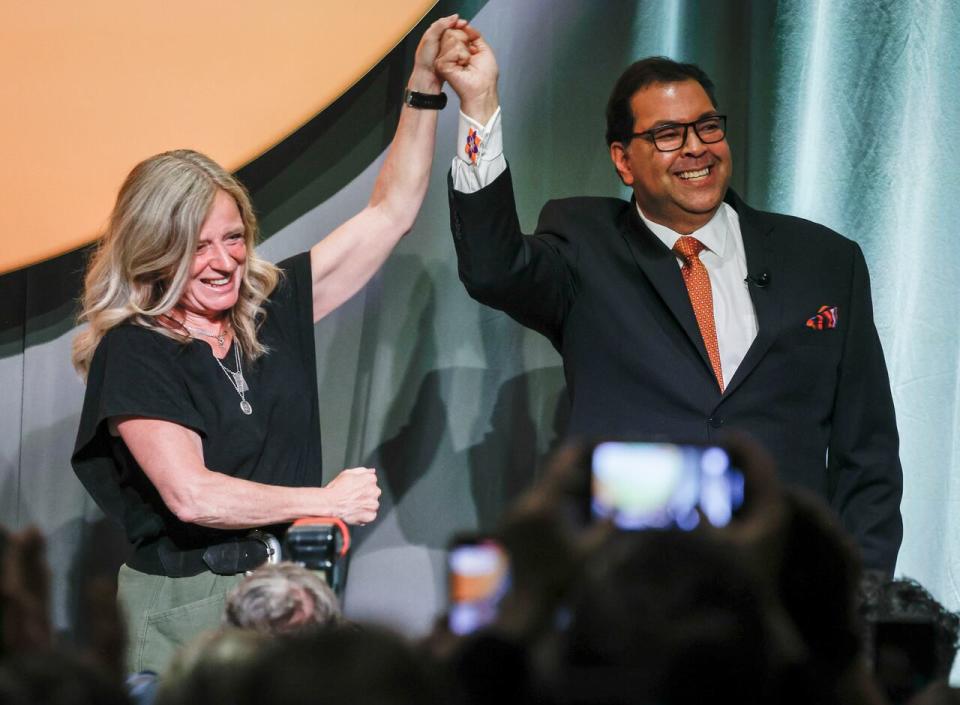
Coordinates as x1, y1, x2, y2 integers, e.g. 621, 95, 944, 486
676, 166, 712, 181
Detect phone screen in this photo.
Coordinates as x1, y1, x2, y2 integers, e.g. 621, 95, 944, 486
447, 539, 510, 636
591, 442, 744, 530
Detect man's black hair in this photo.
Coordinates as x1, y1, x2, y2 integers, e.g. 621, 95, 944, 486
605, 56, 719, 146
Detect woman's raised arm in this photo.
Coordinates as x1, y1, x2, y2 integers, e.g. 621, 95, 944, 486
308, 15, 474, 322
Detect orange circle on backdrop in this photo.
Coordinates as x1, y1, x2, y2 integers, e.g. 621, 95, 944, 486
0, 0, 437, 274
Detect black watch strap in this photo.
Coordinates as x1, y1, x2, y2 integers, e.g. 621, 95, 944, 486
403, 88, 447, 110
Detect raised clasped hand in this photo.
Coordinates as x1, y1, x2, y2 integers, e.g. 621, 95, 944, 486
434, 21, 499, 123
410, 14, 471, 93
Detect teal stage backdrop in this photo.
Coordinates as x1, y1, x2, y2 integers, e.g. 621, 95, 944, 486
0, 0, 957, 678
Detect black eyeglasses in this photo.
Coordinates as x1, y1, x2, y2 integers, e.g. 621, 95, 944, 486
630, 115, 727, 152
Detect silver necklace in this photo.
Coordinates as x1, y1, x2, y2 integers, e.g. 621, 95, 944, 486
215, 343, 252, 415
185, 325, 226, 350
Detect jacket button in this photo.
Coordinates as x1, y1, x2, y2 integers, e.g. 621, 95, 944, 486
708, 416, 724, 428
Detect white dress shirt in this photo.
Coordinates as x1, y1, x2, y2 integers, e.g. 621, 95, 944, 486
638, 205, 758, 382
451, 109, 758, 383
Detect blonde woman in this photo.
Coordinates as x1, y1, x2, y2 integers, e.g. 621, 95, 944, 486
71, 16, 471, 674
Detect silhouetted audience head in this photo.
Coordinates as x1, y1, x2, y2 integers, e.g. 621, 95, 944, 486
223, 561, 341, 635
155, 627, 267, 705
235, 625, 446, 705
759, 487, 889, 705
1, 524, 131, 703
542, 529, 776, 705
1, 526, 52, 656
0, 648, 130, 705
486, 434, 786, 646
860, 575, 960, 704
861, 576, 960, 679
777, 488, 864, 667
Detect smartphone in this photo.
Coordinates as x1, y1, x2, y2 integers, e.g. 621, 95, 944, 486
447, 535, 510, 636
590, 441, 744, 530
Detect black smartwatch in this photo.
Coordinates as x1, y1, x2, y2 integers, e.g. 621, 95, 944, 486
403, 88, 447, 110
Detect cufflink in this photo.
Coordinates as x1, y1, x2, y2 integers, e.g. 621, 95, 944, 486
464, 127, 482, 164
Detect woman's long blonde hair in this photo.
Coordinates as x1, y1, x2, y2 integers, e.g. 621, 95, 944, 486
72, 149, 280, 378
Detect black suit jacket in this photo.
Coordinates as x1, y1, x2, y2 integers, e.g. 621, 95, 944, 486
448, 167, 902, 575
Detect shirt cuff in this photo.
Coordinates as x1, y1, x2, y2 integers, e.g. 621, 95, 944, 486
451, 107, 507, 194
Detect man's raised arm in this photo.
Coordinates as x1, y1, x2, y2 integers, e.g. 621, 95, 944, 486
436, 25, 504, 192
435, 27, 576, 347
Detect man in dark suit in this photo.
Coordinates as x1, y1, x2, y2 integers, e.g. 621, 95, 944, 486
434, 29, 902, 573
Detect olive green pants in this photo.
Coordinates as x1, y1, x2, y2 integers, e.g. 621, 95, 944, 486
118, 564, 244, 675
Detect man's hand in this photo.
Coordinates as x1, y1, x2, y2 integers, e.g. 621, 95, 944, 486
323, 466, 382, 525
435, 25, 499, 123
408, 14, 468, 94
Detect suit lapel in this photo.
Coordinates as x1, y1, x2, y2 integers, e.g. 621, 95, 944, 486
723, 192, 782, 397
619, 204, 715, 376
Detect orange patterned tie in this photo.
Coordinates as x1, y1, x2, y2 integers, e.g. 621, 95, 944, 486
673, 236, 724, 391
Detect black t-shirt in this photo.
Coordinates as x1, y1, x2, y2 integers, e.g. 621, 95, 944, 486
72, 253, 321, 570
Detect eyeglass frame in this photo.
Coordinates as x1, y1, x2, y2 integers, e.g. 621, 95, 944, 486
628, 115, 727, 153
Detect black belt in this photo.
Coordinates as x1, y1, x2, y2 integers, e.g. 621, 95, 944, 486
130, 532, 280, 578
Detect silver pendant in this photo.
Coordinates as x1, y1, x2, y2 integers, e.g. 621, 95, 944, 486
233, 372, 249, 393
240, 400, 253, 415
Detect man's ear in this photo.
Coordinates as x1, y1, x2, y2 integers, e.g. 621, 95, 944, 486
609, 142, 633, 186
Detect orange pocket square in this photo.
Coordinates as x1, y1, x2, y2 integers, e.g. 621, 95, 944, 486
806, 305, 838, 330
